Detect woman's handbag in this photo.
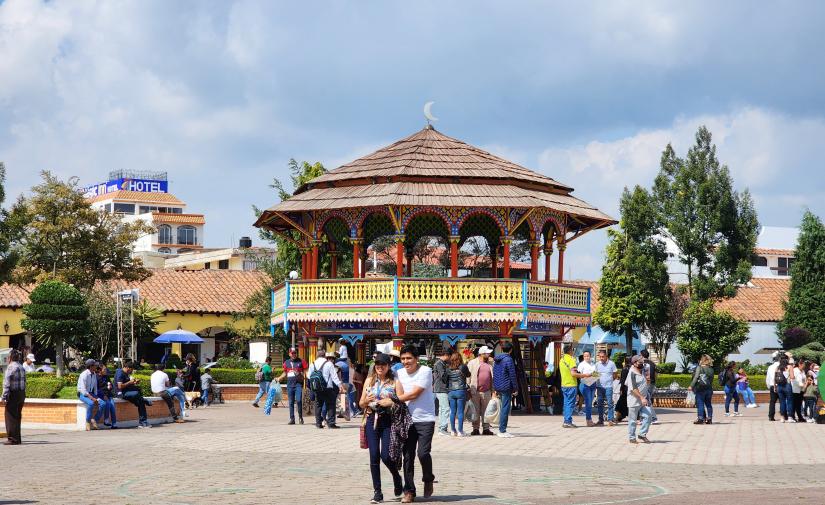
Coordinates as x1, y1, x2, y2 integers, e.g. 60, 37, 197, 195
484, 396, 501, 425
359, 414, 369, 449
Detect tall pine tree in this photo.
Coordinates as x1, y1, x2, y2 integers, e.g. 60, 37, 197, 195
653, 126, 759, 300
594, 186, 670, 354
779, 211, 825, 344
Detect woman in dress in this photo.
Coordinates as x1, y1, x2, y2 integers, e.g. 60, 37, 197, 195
360, 353, 403, 504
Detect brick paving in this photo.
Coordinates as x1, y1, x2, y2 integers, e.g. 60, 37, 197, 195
2, 403, 824, 505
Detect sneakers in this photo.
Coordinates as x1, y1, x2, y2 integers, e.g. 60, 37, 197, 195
183, 410, 190, 418
288, 420, 295, 425
299, 418, 305, 425
693, 419, 705, 425
562, 423, 578, 429
327, 424, 340, 429
586, 420, 595, 427
437, 430, 450, 437
807, 419, 816, 424
705, 418, 712, 424
788, 418, 797, 423
370, 492, 383, 503
638, 436, 651, 444
724, 413, 731, 417
496, 432, 515, 438
629, 438, 638, 444
89, 420, 99, 430
733, 412, 743, 417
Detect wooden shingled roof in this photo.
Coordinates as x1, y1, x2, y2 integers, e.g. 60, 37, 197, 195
256, 126, 614, 230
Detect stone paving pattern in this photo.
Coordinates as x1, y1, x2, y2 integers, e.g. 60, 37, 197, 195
2, 403, 824, 505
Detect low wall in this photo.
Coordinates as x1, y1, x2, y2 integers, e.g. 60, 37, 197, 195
220, 384, 260, 402
0, 397, 176, 431
655, 390, 773, 408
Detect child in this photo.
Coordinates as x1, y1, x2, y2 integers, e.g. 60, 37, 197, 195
737, 368, 758, 408
200, 369, 215, 407
803, 376, 818, 423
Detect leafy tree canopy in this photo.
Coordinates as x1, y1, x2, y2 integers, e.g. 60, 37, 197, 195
779, 210, 825, 344
653, 126, 759, 300
676, 299, 749, 369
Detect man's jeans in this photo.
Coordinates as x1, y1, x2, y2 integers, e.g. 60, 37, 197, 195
562, 386, 577, 424
254, 380, 269, 404
646, 388, 658, 422
402, 421, 435, 495
315, 387, 337, 427
79, 395, 104, 423
628, 405, 652, 440
122, 391, 148, 424
287, 383, 303, 421
166, 386, 186, 413
695, 388, 713, 420
497, 390, 513, 433
595, 386, 614, 423
578, 382, 596, 421
158, 390, 180, 419
435, 392, 450, 433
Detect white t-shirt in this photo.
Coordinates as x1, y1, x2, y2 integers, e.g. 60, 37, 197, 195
150, 370, 170, 394
338, 344, 348, 360
397, 365, 436, 423
594, 360, 617, 388
792, 368, 806, 393
577, 360, 597, 386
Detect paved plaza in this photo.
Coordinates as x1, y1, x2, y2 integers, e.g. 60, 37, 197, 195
3, 403, 825, 505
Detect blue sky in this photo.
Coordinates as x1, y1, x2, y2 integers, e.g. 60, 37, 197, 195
2, 1, 824, 279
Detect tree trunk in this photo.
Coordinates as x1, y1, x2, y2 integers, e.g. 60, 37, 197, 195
56, 340, 65, 378
625, 324, 634, 357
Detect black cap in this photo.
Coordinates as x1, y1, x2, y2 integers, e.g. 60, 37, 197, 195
373, 353, 391, 365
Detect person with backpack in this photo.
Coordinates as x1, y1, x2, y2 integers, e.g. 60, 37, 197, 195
445, 351, 471, 437
640, 350, 659, 424
775, 356, 795, 422
309, 351, 343, 429
688, 354, 714, 425
720, 361, 741, 417
252, 356, 273, 408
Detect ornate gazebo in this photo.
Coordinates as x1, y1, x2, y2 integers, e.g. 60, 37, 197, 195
255, 125, 615, 411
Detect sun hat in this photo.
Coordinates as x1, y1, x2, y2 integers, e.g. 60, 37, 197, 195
389, 349, 401, 358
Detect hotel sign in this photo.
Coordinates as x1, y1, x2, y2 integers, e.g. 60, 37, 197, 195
83, 178, 168, 198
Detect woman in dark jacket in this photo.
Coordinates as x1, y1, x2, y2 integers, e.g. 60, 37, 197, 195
184, 354, 201, 392
722, 361, 741, 417
615, 358, 631, 422
446, 352, 471, 437
96, 366, 118, 428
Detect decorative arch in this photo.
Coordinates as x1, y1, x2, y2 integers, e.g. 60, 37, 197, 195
354, 207, 393, 235
454, 207, 507, 236
399, 206, 453, 235
322, 215, 351, 248
528, 208, 565, 242
316, 209, 356, 238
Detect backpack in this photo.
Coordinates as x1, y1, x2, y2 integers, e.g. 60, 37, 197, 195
255, 369, 263, 382
695, 368, 711, 391
308, 362, 328, 393
775, 368, 788, 386
718, 370, 727, 386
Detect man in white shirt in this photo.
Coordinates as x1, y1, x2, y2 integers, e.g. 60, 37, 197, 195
23, 354, 36, 373
76, 359, 104, 431
150, 364, 186, 423
310, 352, 343, 429
766, 352, 782, 421
35, 358, 54, 373
594, 350, 618, 426
380, 345, 436, 503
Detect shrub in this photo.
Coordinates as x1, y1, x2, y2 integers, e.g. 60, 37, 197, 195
611, 352, 627, 369
655, 373, 767, 391
657, 362, 677, 374
207, 368, 275, 384
804, 342, 825, 352
56, 386, 77, 399
789, 347, 823, 365
216, 356, 254, 369
166, 353, 183, 369
26, 377, 67, 398
782, 327, 813, 349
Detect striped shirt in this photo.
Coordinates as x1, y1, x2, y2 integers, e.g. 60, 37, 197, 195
3, 361, 26, 398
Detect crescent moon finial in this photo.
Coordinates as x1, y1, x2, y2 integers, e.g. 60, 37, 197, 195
424, 101, 438, 126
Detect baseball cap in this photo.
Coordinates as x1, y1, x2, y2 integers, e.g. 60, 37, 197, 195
630, 355, 644, 365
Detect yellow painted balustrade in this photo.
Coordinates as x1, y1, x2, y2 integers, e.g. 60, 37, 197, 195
525, 282, 589, 310
397, 279, 523, 306
288, 280, 394, 306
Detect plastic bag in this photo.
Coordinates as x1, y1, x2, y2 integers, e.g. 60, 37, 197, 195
484, 397, 500, 425
685, 390, 696, 408
464, 397, 477, 422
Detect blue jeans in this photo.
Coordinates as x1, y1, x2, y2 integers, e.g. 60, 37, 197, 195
724, 385, 740, 413
695, 388, 713, 420
97, 396, 117, 425
165, 387, 186, 413
739, 387, 756, 405
348, 383, 360, 414
122, 390, 148, 424
596, 386, 614, 422
777, 383, 793, 419
497, 390, 512, 433
201, 388, 210, 406
804, 398, 816, 419
254, 380, 269, 404
79, 395, 104, 423
287, 383, 303, 421
579, 382, 596, 421
562, 386, 577, 424
448, 389, 467, 434
435, 392, 450, 433
628, 405, 651, 440
366, 413, 402, 493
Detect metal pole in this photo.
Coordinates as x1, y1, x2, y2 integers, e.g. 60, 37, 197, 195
130, 295, 135, 361
116, 294, 123, 363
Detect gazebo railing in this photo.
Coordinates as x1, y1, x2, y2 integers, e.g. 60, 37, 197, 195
271, 277, 590, 328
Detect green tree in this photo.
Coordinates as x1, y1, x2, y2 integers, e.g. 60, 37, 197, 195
647, 288, 689, 363
21, 280, 91, 376
676, 300, 749, 368
653, 126, 759, 300
0, 162, 20, 282
13, 172, 154, 290
83, 287, 118, 361
594, 186, 670, 353
778, 210, 825, 344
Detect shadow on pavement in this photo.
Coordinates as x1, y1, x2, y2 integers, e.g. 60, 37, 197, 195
431, 495, 496, 502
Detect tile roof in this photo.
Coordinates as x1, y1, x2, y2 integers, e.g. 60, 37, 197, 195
754, 247, 794, 257
87, 190, 185, 205
715, 277, 789, 322
151, 212, 205, 225
0, 284, 31, 308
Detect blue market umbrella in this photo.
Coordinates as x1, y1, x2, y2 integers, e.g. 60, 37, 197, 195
153, 329, 204, 344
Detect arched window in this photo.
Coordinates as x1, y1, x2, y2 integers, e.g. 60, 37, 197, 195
157, 224, 172, 244
752, 256, 768, 267
178, 226, 197, 245
158, 247, 172, 254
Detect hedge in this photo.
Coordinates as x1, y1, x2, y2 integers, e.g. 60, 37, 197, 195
207, 368, 283, 384
0, 376, 66, 399
655, 374, 768, 391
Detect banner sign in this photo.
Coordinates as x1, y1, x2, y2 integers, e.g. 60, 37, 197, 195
83, 178, 168, 198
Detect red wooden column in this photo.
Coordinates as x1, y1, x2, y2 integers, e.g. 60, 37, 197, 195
310, 241, 320, 280
405, 251, 414, 277
544, 244, 553, 282
351, 239, 361, 278
530, 241, 539, 281
449, 236, 460, 277
502, 237, 512, 278
360, 247, 367, 278
300, 248, 308, 278
395, 235, 405, 277
330, 253, 337, 279
557, 238, 566, 284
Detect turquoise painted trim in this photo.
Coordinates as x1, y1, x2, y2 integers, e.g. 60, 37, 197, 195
283, 282, 291, 333
586, 286, 592, 313
393, 276, 400, 334
270, 288, 276, 337
520, 279, 528, 329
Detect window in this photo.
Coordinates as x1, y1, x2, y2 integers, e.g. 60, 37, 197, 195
218, 259, 229, 270
113, 203, 135, 214
140, 206, 183, 214
157, 224, 172, 244
104, 203, 112, 213
158, 247, 172, 254
243, 260, 258, 271
777, 257, 794, 276
752, 256, 768, 267
177, 225, 197, 245
204, 262, 211, 269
